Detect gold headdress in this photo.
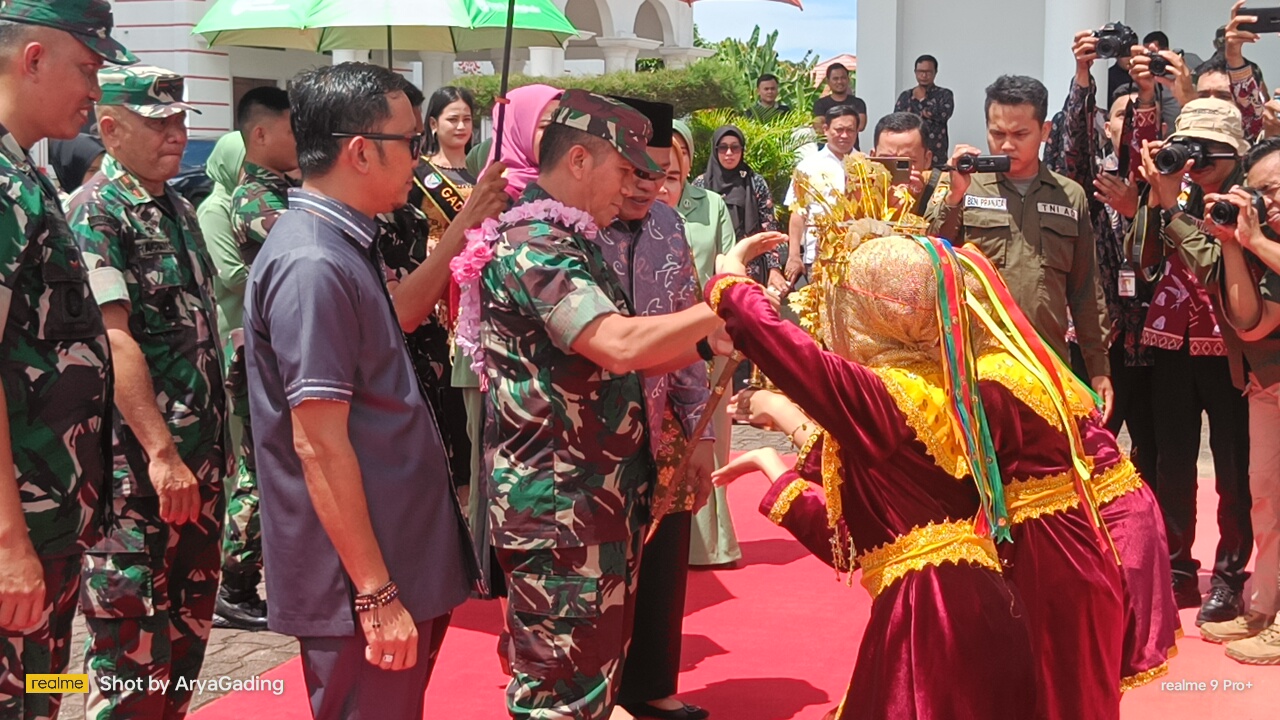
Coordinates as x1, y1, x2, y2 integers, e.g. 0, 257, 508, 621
788, 152, 932, 367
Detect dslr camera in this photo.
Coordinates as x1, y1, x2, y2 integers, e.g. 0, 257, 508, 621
1093, 22, 1139, 59
1209, 188, 1268, 226
1155, 138, 1236, 175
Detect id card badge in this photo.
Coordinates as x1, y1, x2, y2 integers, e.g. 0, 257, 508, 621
1118, 268, 1137, 298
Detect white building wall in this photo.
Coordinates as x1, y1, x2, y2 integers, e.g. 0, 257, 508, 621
856, 0, 1267, 157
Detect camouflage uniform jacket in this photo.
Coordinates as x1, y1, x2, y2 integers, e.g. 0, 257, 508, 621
480, 184, 653, 550
230, 161, 293, 267
0, 123, 112, 557
66, 155, 227, 496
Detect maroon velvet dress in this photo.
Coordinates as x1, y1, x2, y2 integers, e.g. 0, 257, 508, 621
987, 393, 1127, 720
1080, 418, 1181, 690
715, 278, 1039, 720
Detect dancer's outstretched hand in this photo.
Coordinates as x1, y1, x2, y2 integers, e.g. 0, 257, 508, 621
712, 448, 789, 487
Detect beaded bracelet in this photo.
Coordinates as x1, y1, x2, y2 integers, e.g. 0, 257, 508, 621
354, 581, 399, 613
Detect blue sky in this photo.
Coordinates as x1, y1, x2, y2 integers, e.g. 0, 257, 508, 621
691, 0, 856, 62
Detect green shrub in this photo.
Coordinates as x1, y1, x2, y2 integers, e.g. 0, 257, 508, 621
712, 26, 821, 114
453, 60, 746, 117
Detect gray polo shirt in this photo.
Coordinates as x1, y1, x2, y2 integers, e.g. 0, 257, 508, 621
245, 188, 476, 638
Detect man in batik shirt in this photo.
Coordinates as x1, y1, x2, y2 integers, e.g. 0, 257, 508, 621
894, 54, 954, 168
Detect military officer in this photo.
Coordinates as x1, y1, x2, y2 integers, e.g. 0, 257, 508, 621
216, 85, 297, 632
0, 2, 133, 719
66, 65, 226, 720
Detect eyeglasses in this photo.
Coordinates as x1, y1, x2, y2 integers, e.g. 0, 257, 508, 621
716, 144, 743, 154
332, 131, 425, 158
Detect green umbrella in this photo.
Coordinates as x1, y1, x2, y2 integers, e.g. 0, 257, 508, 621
193, 0, 579, 55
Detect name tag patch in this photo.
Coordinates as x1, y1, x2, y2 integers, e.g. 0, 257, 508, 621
1037, 202, 1079, 221
965, 195, 1007, 211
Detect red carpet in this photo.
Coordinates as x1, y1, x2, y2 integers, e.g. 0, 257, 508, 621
193, 463, 1278, 719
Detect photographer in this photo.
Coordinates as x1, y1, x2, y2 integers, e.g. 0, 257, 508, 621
870, 111, 950, 214
1181, 136, 1280, 664
928, 75, 1113, 417
1051, 29, 1157, 487
1128, 98, 1253, 625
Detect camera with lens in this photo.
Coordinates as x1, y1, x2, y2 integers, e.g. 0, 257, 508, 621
1093, 22, 1139, 59
1148, 52, 1172, 77
1154, 138, 1233, 175
953, 154, 1012, 174
1209, 188, 1268, 226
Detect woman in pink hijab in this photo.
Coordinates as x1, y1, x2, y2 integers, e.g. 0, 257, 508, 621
483, 83, 563, 199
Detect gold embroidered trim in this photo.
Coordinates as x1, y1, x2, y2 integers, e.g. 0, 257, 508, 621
977, 352, 1095, 432
856, 519, 1001, 600
707, 275, 758, 313
1006, 471, 1079, 525
768, 479, 811, 525
795, 427, 823, 472
1120, 662, 1170, 693
869, 367, 968, 479
821, 435, 845, 530
1093, 459, 1144, 506
1120, 641, 1178, 694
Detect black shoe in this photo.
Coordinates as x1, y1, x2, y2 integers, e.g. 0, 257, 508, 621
1196, 586, 1244, 627
1173, 582, 1202, 610
213, 590, 269, 631
623, 701, 711, 720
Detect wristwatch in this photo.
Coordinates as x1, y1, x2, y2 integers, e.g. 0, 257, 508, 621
697, 339, 715, 362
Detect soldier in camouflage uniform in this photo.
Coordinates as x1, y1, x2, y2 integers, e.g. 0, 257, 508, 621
66, 66, 227, 720
215, 86, 296, 631
0, 3, 133, 719
477, 90, 726, 720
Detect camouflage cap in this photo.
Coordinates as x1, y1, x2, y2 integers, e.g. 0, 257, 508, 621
550, 89, 664, 178
98, 65, 201, 119
0, 0, 137, 65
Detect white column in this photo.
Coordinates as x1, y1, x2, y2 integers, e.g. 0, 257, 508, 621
596, 38, 661, 74
600, 46, 631, 73
419, 52, 457, 93
1043, 0, 1110, 99
855, 0, 901, 153
528, 46, 566, 77
332, 49, 371, 65
660, 47, 714, 70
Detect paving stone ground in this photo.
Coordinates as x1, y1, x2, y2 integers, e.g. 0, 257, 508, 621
55, 419, 1210, 718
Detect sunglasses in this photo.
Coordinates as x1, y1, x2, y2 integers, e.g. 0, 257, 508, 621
716, 143, 743, 154
332, 131, 425, 158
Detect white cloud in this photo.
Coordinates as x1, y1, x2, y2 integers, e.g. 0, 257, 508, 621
692, 0, 856, 63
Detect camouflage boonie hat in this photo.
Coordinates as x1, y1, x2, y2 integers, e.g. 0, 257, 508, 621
551, 89, 664, 178
0, 0, 137, 65
98, 66, 201, 119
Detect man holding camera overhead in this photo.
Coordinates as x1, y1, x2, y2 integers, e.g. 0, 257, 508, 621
1127, 97, 1254, 626
928, 74, 1114, 417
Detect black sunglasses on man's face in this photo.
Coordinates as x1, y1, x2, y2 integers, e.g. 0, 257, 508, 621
332, 131, 426, 159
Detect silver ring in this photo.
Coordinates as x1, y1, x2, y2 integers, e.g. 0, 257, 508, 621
382, 653, 395, 663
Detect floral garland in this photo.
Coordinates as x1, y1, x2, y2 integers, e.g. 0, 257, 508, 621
450, 198, 599, 382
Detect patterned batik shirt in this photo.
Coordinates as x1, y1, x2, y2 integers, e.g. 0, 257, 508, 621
597, 201, 713, 455
894, 84, 955, 166
67, 154, 227, 495
230, 161, 294, 267
480, 184, 653, 550
0, 123, 111, 557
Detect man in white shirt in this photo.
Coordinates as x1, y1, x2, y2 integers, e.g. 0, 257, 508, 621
785, 106, 858, 283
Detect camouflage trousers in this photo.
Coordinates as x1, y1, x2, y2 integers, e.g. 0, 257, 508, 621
496, 533, 644, 720
0, 555, 81, 720
220, 337, 260, 575
81, 486, 225, 720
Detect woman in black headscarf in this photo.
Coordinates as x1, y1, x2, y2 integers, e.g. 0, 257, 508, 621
49, 133, 105, 194
694, 125, 785, 290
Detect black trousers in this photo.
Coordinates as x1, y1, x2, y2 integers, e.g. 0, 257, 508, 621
1070, 341, 1159, 487
299, 613, 451, 720
618, 511, 693, 705
1151, 348, 1252, 591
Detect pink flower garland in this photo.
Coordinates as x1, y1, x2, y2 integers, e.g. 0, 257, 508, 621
450, 198, 599, 383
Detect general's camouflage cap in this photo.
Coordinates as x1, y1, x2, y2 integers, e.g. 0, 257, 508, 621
98, 65, 201, 119
550, 89, 664, 178
0, 0, 137, 65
